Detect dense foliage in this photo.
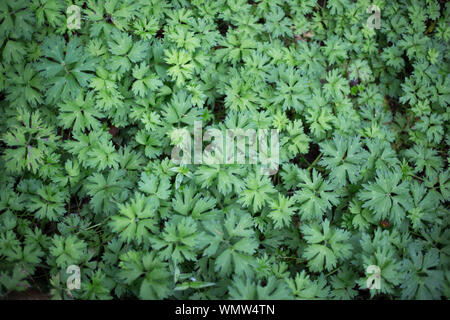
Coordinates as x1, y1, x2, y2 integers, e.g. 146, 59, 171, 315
0, 0, 449, 300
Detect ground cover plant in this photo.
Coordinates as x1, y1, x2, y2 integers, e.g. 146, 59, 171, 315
0, 0, 449, 300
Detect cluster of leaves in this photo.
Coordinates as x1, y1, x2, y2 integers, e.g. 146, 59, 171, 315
0, 0, 448, 300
